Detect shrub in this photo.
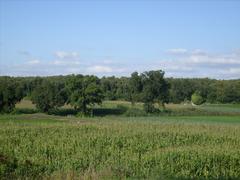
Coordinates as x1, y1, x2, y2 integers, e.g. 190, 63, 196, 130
191, 92, 204, 105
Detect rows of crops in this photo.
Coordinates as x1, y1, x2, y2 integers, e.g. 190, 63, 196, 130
1, 114, 240, 179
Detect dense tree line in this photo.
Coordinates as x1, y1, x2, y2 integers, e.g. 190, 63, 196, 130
0, 70, 240, 114
100, 76, 240, 104
0, 77, 25, 113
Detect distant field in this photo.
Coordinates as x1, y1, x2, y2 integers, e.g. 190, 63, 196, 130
1, 100, 240, 179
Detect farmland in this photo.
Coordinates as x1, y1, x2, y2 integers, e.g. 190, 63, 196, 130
1, 1, 240, 179
1, 101, 240, 179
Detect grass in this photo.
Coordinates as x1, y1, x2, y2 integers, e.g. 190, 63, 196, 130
15, 99, 36, 109
1, 100, 240, 179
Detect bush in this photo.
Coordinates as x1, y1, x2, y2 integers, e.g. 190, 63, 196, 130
191, 92, 204, 105
12, 108, 38, 114
143, 103, 159, 113
116, 105, 128, 113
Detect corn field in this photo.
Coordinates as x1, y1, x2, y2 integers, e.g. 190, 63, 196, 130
0, 114, 240, 179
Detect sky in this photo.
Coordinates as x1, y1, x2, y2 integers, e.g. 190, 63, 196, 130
0, 0, 240, 79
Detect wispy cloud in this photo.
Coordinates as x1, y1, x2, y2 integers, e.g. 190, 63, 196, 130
166, 48, 188, 55
1, 49, 239, 79
26, 59, 40, 65
156, 49, 240, 79
54, 51, 79, 59
87, 65, 113, 73
52, 60, 81, 66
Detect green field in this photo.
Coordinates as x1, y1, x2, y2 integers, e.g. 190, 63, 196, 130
1, 101, 240, 179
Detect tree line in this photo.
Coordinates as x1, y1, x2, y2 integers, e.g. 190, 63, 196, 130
1, 70, 240, 114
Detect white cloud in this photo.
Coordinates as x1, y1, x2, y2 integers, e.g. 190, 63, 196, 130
166, 48, 188, 55
102, 60, 114, 64
167, 48, 208, 56
27, 59, 40, 64
52, 60, 81, 66
157, 49, 240, 79
229, 68, 240, 74
51, 51, 81, 67
87, 65, 113, 73
54, 51, 79, 59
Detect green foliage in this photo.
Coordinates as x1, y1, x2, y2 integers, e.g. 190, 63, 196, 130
31, 80, 67, 112
0, 114, 240, 179
191, 92, 204, 105
141, 70, 170, 112
214, 80, 240, 103
1, 73, 240, 116
66, 75, 104, 115
124, 107, 147, 117
168, 78, 195, 103
129, 72, 143, 104
12, 108, 39, 115
0, 77, 24, 113
100, 76, 118, 100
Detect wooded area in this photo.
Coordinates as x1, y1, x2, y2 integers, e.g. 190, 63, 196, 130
1, 70, 240, 114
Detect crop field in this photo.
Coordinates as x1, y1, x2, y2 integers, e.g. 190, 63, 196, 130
2, 1, 240, 179
1, 101, 240, 179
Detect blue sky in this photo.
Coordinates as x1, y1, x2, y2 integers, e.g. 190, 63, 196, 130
0, 0, 240, 79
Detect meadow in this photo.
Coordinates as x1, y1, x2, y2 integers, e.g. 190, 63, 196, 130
1, 100, 240, 179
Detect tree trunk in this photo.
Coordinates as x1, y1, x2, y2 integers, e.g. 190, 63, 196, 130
162, 102, 166, 110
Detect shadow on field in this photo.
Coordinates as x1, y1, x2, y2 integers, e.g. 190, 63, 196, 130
13, 107, 128, 117
53, 107, 127, 116
93, 106, 128, 116
14, 105, 128, 117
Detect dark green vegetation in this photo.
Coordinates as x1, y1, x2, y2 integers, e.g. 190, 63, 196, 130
65, 75, 103, 115
1, 71, 240, 114
31, 80, 67, 113
1, 70, 171, 114
1, 112, 240, 179
0, 77, 25, 113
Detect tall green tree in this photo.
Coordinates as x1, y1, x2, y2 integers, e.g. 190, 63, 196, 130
31, 80, 67, 112
0, 77, 24, 113
129, 72, 143, 105
66, 75, 104, 115
141, 70, 170, 112
100, 76, 119, 100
